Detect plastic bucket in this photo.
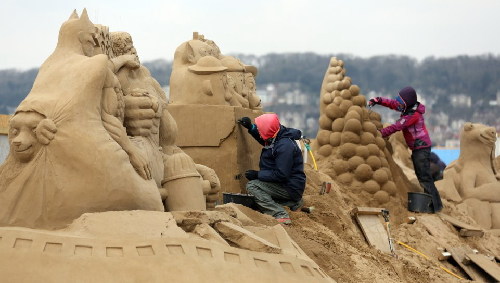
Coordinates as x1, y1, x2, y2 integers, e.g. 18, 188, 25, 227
407, 192, 433, 213
222, 193, 256, 209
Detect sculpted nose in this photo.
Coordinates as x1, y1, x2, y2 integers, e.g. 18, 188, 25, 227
12, 135, 22, 146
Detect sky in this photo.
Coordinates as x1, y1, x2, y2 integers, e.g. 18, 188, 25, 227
2, 0, 500, 70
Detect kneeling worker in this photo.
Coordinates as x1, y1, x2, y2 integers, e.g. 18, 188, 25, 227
238, 114, 306, 224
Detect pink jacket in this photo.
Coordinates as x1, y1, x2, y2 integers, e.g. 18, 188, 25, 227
378, 97, 432, 150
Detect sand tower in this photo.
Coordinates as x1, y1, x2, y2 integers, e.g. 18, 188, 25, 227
314, 57, 397, 204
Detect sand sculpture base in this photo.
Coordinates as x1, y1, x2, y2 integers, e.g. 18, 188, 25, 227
0, 209, 333, 282
169, 105, 263, 195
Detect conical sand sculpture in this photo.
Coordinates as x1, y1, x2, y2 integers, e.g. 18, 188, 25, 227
314, 57, 397, 204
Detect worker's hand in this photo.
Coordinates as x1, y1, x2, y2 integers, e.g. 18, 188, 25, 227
238, 117, 252, 129
368, 97, 381, 107
245, 170, 259, 181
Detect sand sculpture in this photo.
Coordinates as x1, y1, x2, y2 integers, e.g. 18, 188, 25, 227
167, 33, 264, 195
314, 57, 397, 204
169, 32, 261, 109
436, 122, 500, 230
0, 10, 336, 282
0, 10, 220, 229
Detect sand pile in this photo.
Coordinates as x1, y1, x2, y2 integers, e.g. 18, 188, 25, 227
240, 165, 500, 282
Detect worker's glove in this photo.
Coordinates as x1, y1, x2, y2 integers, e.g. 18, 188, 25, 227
238, 117, 252, 130
245, 170, 259, 181
368, 97, 382, 107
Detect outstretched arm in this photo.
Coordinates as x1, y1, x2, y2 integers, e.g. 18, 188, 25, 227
370, 97, 402, 111
380, 112, 420, 138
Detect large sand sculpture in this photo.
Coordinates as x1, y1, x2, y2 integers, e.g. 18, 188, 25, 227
437, 122, 500, 230
168, 33, 265, 195
314, 57, 397, 205
0, 10, 335, 282
0, 9, 218, 229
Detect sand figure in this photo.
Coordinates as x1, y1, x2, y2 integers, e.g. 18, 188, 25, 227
221, 56, 250, 107
436, 122, 500, 229
169, 33, 224, 105
169, 32, 261, 108
244, 65, 262, 110
7, 112, 56, 163
314, 57, 396, 205
0, 10, 164, 229
110, 31, 210, 211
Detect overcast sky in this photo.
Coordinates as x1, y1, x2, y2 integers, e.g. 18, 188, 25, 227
2, 0, 500, 70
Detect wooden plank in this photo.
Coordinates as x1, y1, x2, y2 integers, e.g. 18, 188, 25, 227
447, 246, 490, 281
466, 253, 500, 281
439, 213, 483, 235
352, 207, 385, 215
0, 114, 10, 135
354, 214, 391, 253
459, 228, 485, 237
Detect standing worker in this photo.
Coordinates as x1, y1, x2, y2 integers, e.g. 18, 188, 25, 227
369, 86, 443, 213
238, 114, 306, 224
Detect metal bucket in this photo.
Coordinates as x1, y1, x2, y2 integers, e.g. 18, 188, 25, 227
222, 193, 256, 209
407, 192, 433, 213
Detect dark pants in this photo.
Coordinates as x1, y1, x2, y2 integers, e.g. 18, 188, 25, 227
412, 147, 443, 212
246, 180, 303, 219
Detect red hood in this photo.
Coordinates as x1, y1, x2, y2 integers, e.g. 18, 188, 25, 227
255, 114, 280, 140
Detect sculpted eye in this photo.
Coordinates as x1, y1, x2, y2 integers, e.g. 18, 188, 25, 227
10, 128, 19, 136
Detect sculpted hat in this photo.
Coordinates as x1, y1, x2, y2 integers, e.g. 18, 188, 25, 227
244, 65, 258, 77
220, 56, 245, 72
188, 56, 227, 74
398, 86, 417, 108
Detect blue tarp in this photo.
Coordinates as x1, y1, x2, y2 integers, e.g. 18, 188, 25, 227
432, 149, 460, 166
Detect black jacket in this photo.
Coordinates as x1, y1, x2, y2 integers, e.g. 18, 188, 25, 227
248, 125, 306, 201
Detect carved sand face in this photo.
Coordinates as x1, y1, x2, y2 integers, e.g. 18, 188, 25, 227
463, 122, 497, 147
111, 32, 140, 64
9, 112, 45, 163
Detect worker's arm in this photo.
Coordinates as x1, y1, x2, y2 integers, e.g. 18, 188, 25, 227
248, 125, 266, 145
258, 139, 294, 183
380, 97, 402, 110
380, 112, 420, 138
370, 97, 401, 111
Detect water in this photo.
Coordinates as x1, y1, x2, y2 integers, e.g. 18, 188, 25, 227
432, 149, 460, 165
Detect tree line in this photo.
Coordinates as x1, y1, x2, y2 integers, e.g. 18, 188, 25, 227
1, 53, 500, 115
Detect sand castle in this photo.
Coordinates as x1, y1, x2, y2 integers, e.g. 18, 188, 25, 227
437, 122, 500, 230
314, 57, 397, 205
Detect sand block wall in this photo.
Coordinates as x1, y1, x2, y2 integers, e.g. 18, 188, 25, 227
169, 104, 263, 195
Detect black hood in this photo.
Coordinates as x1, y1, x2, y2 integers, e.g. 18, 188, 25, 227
277, 125, 302, 140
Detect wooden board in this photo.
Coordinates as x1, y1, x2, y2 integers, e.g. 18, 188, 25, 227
466, 253, 500, 281
354, 214, 391, 253
352, 207, 386, 215
447, 246, 490, 282
459, 229, 485, 237
439, 213, 484, 237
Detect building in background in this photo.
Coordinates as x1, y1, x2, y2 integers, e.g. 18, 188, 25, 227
0, 115, 9, 163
